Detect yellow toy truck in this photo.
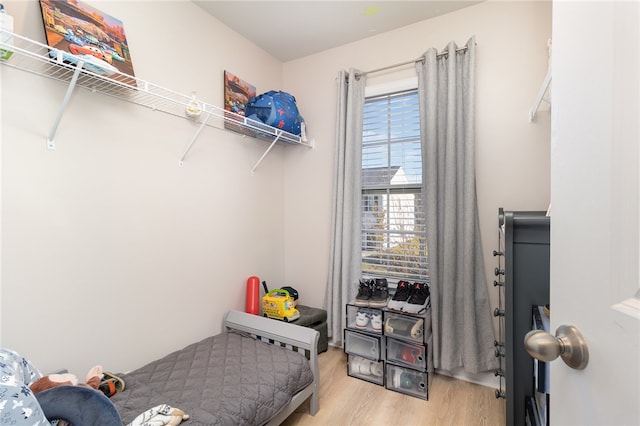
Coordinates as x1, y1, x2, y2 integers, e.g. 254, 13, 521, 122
262, 289, 300, 322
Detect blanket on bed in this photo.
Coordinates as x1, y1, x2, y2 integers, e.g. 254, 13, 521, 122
110, 330, 314, 426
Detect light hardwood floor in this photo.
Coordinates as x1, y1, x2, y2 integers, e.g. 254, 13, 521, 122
281, 346, 505, 426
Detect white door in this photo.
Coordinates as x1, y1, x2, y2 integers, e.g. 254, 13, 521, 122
550, 1, 640, 425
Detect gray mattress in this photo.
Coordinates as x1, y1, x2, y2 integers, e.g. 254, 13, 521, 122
110, 330, 314, 425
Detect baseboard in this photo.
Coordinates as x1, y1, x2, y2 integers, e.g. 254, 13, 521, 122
436, 367, 500, 389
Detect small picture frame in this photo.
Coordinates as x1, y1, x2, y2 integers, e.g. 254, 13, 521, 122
223, 70, 257, 135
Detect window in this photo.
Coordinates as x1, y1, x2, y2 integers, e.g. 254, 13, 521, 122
361, 89, 428, 283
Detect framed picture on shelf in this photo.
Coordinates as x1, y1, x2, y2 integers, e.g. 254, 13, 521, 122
38, 0, 136, 85
223, 70, 257, 136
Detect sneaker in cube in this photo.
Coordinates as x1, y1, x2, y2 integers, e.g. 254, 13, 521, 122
392, 368, 402, 387
351, 356, 371, 375
370, 361, 383, 377
355, 310, 369, 329
370, 312, 382, 332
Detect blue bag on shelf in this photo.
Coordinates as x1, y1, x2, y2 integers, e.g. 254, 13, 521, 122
245, 90, 305, 136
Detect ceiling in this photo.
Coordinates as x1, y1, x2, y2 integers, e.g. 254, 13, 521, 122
194, 1, 481, 62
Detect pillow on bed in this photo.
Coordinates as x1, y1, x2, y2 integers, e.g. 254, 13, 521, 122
0, 348, 50, 425
35, 385, 122, 426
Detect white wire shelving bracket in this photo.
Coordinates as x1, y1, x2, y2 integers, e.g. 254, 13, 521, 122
0, 30, 313, 171
529, 64, 551, 122
47, 57, 84, 150
529, 38, 552, 123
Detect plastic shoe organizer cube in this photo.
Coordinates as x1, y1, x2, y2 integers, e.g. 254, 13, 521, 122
344, 329, 384, 361
383, 311, 427, 344
346, 304, 383, 334
386, 337, 428, 371
347, 354, 384, 386
385, 363, 432, 400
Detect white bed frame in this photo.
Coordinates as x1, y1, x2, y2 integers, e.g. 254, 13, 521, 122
223, 310, 320, 425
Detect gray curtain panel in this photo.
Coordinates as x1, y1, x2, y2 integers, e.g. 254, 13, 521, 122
325, 69, 366, 345
416, 37, 498, 373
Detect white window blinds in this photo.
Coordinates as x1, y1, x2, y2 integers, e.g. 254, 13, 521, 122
361, 89, 429, 283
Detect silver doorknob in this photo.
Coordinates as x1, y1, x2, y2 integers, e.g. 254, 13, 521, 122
524, 325, 589, 370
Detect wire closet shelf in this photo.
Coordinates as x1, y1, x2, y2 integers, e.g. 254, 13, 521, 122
0, 30, 312, 168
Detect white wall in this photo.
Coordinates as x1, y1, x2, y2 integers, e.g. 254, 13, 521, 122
1, 0, 287, 375
282, 0, 553, 346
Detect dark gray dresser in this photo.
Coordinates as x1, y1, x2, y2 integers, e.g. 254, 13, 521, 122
494, 209, 550, 426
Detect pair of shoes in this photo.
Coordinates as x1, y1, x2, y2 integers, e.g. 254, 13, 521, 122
399, 371, 424, 390
384, 317, 424, 340
355, 309, 382, 332
387, 280, 430, 313
391, 368, 424, 390
399, 347, 424, 365
350, 356, 383, 377
355, 278, 389, 307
